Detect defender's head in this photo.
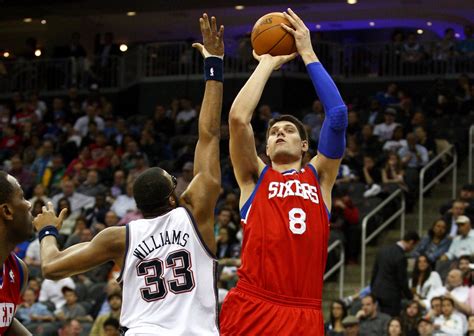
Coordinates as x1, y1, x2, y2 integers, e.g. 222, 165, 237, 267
265, 115, 308, 166
133, 167, 178, 217
0, 171, 34, 243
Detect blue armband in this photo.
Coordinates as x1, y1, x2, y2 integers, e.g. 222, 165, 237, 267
204, 57, 223, 82
307, 62, 347, 159
38, 225, 59, 242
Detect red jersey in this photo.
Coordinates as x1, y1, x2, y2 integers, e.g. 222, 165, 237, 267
0, 253, 23, 334
238, 164, 330, 299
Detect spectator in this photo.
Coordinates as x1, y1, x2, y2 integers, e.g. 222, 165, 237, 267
0, 125, 21, 161
51, 180, 95, 214
216, 227, 239, 259
215, 207, 238, 240
24, 235, 41, 277
42, 154, 66, 195
341, 316, 359, 336
457, 24, 474, 57
153, 104, 175, 138
371, 231, 420, 316
355, 294, 391, 335
8, 155, 34, 196
175, 98, 196, 133
426, 296, 442, 321
361, 155, 382, 198
381, 152, 408, 192
373, 107, 400, 142
16, 287, 55, 334
360, 124, 382, 156
410, 255, 443, 302
401, 32, 424, 64
399, 300, 421, 336
59, 318, 83, 336
57, 197, 81, 238
103, 317, 120, 336
39, 277, 76, 310
433, 28, 457, 62
30, 139, 54, 184
302, 100, 324, 142
386, 317, 403, 336
90, 291, 121, 336
73, 103, 105, 137
109, 169, 126, 198
425, 269, 469, 309
413, 126, 436, 158
412, 219, 451, 264
382, 125, 406, 153
433, 296, 465, 335
55, 287, 93, 324
63, 216, 88, 248
398, 133, 429, 169
375, 83, 400, 108
76, 169, 107, 197
417, 318, 434, 336
440, 215, 474, 261
458, 255, 474, 286
325, 299, 347, 336
28, 183, 51, 205
110, 181, 136, 218
443, 200, 468, 237
362, 99, 383, 126
84, 193, 110, 227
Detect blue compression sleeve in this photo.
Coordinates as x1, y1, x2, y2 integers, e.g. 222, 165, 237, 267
307, 62, 347, 159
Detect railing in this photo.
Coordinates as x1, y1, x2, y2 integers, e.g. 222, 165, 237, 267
418, 145, 457, 235
469, 125, 474, 183
1, 39, 473, 94
361, 189, 405, 288
0, 56, 122, 93
323, 239, 345, 299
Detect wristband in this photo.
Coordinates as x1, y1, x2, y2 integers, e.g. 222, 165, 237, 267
204, 57, 223, 82
38, 225, 59, 242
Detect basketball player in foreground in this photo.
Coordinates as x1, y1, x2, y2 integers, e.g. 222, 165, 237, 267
220, 8, 347, 335
0, 172, 32, 335
34, 13, 224, 336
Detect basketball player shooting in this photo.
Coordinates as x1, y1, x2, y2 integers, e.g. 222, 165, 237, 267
220, 8, 347, 336
33, 13, 224, 336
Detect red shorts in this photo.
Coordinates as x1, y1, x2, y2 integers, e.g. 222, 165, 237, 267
220, 281, 324, 336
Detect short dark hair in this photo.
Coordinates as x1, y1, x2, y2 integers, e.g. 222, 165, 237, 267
103, 317, 120, 330
133, 167, 175, 214
362, 293, 377, 304
431, 296, 442, 304
266, 115, 308, 143
403, 230, 420, 243
459, 255, 471, 263
441, 296, 454, 305
0, 171, 14, 204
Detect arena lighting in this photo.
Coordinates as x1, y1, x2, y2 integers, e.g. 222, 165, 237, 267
234, 5, 245, 10
369, 21, 375, 26
3, 52, 10, 58
126, 11, 136, 16
120, 44, 128, 52
455, 33, 460, 38
23, 18, 32, 23
34, 49, 41, 57
347, 0, 357, 4
315, 24, 321, 29
426, 21, 432, 26
417, 29, 423, 34
41, 19, 47, 24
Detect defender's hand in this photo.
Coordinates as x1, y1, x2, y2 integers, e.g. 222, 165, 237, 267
252, 50, 298, 70
192, 13, 224, 58
33, 202, 67, 232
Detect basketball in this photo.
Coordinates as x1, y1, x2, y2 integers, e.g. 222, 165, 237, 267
251, 12, 297, 56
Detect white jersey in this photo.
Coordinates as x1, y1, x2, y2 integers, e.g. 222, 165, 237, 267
118, 207, 219, 336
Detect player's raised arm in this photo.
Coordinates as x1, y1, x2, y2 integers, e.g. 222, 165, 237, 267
179, 14, 224, 254
229, 50, 297, 204
282, 8, 347, 211
33, 203, 125, 280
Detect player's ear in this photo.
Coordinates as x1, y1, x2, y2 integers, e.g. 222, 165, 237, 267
169, 195, 177, 208
0, 203, 14, 221
301, 140, 309, 153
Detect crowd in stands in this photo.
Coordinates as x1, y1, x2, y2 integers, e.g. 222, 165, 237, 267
0, 51, 473, 334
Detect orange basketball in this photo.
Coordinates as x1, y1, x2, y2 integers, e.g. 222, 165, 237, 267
251, 12, 297, 56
